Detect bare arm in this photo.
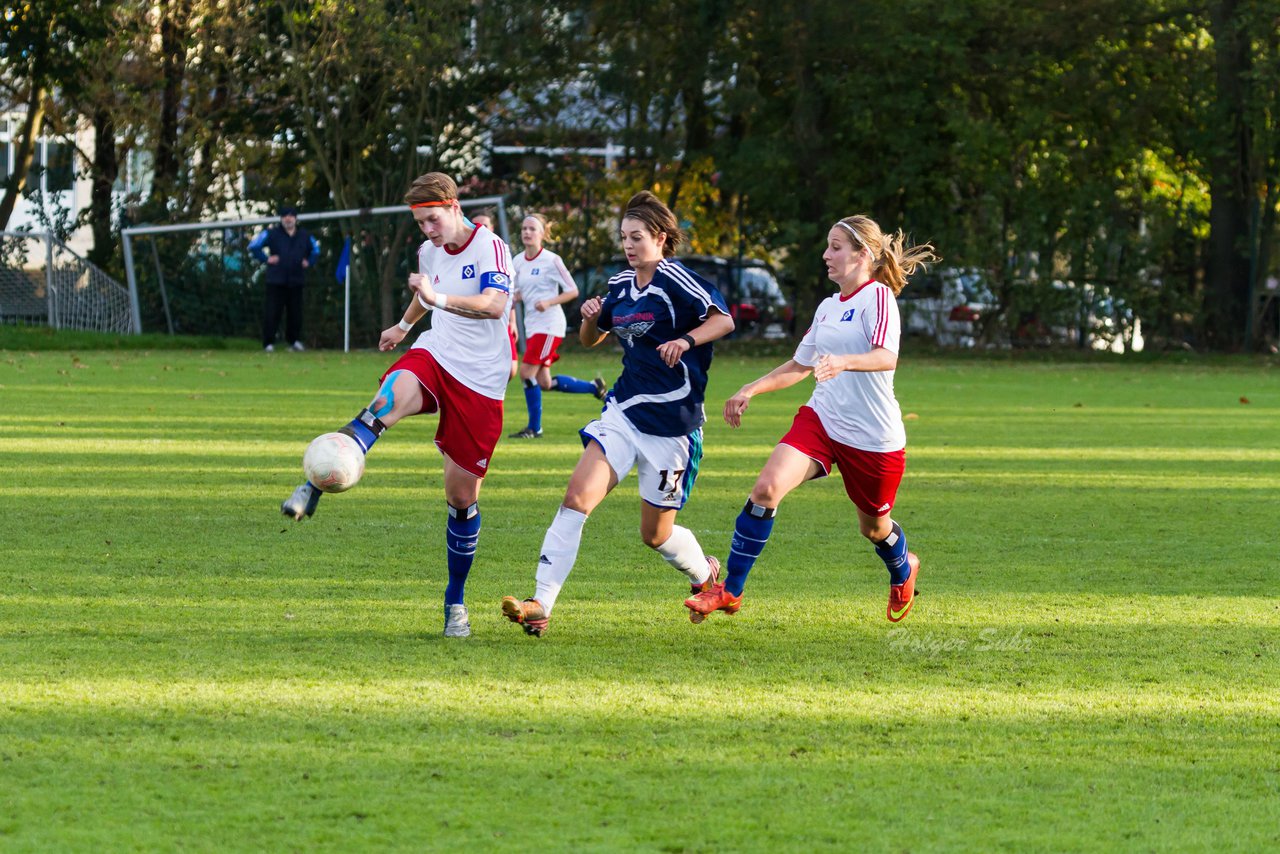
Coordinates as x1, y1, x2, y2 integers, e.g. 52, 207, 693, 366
578, 296, 610, 347
723, 358, 815, 428
813, 347, 897, 382
538, 283, 579, 310
409, 273, 509, 320
378, 286, 433, 352
537, 256, 581, 310
655, 308, 736, 367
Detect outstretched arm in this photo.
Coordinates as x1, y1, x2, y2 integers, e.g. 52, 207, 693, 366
723, 359, 814, 428
378, 290, 432, 351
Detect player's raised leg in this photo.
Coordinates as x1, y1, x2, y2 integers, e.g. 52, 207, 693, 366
502, 442, 616, 636
549, 370, 605, 398
861, 510, 919, 623
642, 505, 718, 596
282, 369, 424, 520
685, 444, 820, 621
511, 359, 544, 438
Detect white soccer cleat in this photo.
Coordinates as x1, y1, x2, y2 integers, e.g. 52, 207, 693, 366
281, 482, 321, 521
444, 603, 471, 638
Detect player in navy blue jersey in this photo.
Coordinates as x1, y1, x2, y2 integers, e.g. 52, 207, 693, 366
502, 191, 735, 636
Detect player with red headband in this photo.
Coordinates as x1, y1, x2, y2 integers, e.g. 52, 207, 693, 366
281, 172, 513, 638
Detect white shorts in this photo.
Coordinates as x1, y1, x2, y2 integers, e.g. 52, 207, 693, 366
579, 401, 703, 509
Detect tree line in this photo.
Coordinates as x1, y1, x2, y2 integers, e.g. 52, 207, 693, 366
3, 0, 1277, 350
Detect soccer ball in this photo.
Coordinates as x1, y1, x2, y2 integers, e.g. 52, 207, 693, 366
302, 432, 365, 493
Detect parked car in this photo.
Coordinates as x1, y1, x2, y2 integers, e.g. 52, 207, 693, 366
568, 255, 792, 337
680, 255, 791, 337
1011, 280, 1143, 353
898, 267, 995, 347
731, 259, 794, 338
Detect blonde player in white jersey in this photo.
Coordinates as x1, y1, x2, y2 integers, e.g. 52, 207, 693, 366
685, 214, 938, 625
508, 213, 606, 438
281, 172, 513, 638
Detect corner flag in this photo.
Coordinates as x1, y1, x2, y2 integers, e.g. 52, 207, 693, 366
335, 237, 351, 283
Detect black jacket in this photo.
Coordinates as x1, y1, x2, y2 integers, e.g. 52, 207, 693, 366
249, 225, 321, 286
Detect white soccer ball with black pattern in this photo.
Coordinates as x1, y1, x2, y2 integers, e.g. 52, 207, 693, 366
302, 432, 365, 493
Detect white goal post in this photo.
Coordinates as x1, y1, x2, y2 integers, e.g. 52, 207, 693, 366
119, 196, 510, 348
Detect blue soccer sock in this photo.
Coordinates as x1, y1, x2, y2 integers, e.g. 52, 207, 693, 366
551, 375, 596, 394
725, 500, 776, 596
874, 521, 911, 585
444, 502, 481, 606
338, 408, 386, 454
522, 379, 543, 433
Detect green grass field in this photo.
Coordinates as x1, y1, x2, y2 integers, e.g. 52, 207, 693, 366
1, 337, 1277, 851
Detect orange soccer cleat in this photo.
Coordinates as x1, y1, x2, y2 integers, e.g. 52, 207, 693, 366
684, 582, 742, 624
501, 596, 549, 637
886, 552, 921, 623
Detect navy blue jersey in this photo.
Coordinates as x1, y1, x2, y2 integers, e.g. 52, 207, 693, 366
596, 258, 729, 437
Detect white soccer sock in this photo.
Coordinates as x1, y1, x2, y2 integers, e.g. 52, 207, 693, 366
655, 525, 712, 585
533, 506, 588, 614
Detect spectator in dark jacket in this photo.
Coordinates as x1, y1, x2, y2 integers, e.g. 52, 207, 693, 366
250, 206, 321, 351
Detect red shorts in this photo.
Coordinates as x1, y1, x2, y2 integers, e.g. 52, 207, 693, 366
508, 327, 518, 360
381, 349, 503, 478
521, 333, 563, 367
779, 405, 905, 516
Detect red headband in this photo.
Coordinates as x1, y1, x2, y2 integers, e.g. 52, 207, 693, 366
409, 200, 456, 209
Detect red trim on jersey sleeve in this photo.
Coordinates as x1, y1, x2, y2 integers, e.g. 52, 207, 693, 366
443, 225, 480, 256
553, 254, 574, 288
872, 287, 888, 346
493, 239, 509, 274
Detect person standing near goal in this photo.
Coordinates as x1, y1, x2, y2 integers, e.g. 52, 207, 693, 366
501, 191, 735, 637
508, 213, 606, 439
250, 206, 320, 352
685, 214, 938, 625
281, 172, 513, 638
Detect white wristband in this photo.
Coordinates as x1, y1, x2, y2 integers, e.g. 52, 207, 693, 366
416, 294, 432, 311
433, 293, 449, 309
397, 319, 413, 332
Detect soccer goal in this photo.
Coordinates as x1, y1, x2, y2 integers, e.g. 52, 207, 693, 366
120, 196, 510, 348
0, 231, 133, 333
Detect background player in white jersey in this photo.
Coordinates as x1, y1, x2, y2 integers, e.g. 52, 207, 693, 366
501, 191, 735, 637
685, 214, 938, 625
281, 172, 513, 638
472, 211, 519, 381
509, 213, 606, 439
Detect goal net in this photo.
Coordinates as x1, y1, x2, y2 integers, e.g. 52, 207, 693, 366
0, 231, 133, 333
120, 196, 510, 347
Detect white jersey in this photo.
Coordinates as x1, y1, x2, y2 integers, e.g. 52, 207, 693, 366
511, 247, 575, 338
793, 280, 905, 452
411, 225, 513, 400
